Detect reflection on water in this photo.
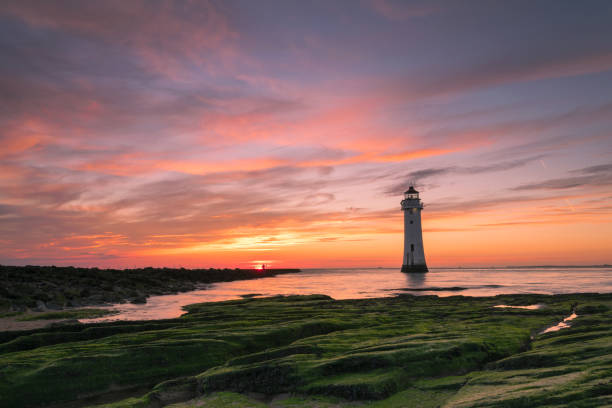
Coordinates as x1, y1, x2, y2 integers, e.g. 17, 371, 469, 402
81, 267, 612, 323
494, 304, 545, 310
541, 312, 578, 334
406, 272, 426, 287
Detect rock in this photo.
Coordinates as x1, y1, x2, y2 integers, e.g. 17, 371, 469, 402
35, 300, 47, 312
46, 319, 82, 328
67, 299, 82, 307
269, 393, 291, 405
46, 302, 62, 310
88, 294, 106, 304
131, 296, 147, 304
149, 377, 198, 406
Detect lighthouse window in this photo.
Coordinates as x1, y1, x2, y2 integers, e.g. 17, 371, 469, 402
410, 244, 414, 252
410, 220, 413, 224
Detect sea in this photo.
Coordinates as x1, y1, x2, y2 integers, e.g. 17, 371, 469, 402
82, 267, 612, 322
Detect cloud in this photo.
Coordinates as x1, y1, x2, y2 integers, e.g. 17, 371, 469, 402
383, 156, 543, 195
299, 193, 335, 207
425, 195, 539, 215
420, 51, 612, 98
1, 1, 611, 266
571, 163, 612, 175
511, 163, 612, 191
0, 0, 239, 79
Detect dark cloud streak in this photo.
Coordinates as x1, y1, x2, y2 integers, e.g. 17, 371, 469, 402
511, 163, 612, 191
384, 156, 543, 196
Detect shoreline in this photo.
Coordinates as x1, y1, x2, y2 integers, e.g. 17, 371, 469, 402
1, 287, 607, 332
0, 265, 301, 313
0, 290, 602, 333
0, 308, 119, 332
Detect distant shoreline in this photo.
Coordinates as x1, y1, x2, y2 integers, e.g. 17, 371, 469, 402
502, 264, 611, 268
438, 265, 612, 269
301, 265, 611, 270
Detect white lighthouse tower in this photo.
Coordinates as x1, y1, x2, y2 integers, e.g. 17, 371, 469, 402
401, 186, 428, 272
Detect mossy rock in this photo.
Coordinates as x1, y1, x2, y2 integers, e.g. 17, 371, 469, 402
1, 293, 610, 408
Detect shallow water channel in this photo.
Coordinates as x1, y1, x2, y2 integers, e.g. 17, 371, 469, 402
493, 304, 578, 333
540, 312, 579, 334
81, 266, 611, 322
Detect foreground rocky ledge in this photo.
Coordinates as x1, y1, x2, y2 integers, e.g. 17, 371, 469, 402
0, 293, 610, 408
0, 265, 300, 311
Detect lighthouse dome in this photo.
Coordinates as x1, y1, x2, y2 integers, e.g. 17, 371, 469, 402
404, 186, 419, 200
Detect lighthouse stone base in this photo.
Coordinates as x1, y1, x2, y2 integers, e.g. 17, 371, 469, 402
401, 264, 428, 273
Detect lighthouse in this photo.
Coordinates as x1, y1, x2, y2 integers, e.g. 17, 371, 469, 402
401, 186, 428, 272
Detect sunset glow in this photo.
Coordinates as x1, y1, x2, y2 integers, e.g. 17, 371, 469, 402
1, 1, 611, 268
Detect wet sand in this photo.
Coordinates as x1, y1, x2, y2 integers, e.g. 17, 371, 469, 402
0, 315, 66, 331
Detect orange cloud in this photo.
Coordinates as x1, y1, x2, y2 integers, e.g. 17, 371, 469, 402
0, 118, 52, 157
77, 154, 290, 176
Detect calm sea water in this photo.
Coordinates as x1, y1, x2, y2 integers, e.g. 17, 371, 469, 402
83, 267, 612, 322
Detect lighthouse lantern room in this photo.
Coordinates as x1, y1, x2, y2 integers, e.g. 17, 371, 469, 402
401, 186, 428, 273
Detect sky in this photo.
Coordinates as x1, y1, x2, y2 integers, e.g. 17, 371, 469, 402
1, 0, 611, 268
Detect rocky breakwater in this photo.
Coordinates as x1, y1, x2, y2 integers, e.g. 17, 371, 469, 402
0, 265, 300, 312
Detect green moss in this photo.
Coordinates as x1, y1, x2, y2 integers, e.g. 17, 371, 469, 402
369, 387, 457, 408
16, 308, 118, 321
277, 394, 365, 407
0, 293, 610, 408
165, 391, 268, 408
442, 294, 612, 408
303, 368, 407, 400
86, 396, 150, 408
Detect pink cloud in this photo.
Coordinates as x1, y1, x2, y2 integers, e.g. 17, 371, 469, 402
1, 0, 241, 79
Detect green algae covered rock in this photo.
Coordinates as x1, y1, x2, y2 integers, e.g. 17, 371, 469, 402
0, 293, 610, 408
